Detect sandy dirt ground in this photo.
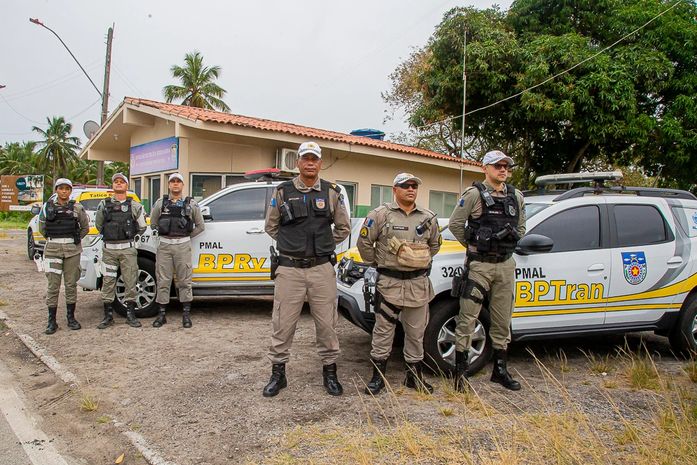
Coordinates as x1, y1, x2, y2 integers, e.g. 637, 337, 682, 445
0, 229, 694, 464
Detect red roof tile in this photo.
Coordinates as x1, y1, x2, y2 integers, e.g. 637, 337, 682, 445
124, 97, 480, 167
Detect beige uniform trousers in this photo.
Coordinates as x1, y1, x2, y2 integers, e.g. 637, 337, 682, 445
456, 257, 516, 351
268, 262, 340, 365
370, 300, 429, 364
156, 240, 193, 304
44, 244, 81, 307
101, 246, 138, 304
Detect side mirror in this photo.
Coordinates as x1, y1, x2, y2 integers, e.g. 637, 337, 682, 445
201, 206, 212, 221
515, 234, 554, 255
30, 204, 41, 216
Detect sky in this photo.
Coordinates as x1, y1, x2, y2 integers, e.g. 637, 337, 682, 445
1, 0, 513, 147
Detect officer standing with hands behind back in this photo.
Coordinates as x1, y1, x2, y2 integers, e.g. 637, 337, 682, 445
38, 178, 90, 334
263, 141, 351, 398
95, 173, 147, 329
357, 173, 441, 395
150, 173, 205, 328
449, 150, 526, 392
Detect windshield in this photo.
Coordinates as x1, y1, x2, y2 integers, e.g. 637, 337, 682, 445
525, 203, 550, 219
78, 199, 103, 211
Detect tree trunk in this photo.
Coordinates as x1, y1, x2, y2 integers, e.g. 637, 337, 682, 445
567, 142, 591, 173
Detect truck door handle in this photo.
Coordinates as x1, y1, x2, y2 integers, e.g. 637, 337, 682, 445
246, 227, 265, 234
587, 264, 605, 272
667, 256, 683, 267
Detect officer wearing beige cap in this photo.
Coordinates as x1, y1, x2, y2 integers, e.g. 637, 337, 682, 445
263, 141, 351, 397
358, 172, 441, 395
95, 173, 147, 328
38, 177, 90, 334
150, 173, 205, 328
448, 150, 526, 392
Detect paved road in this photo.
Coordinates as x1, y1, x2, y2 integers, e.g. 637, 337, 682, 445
0, 358, 71, 465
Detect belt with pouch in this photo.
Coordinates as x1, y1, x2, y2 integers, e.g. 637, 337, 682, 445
46, 237, 75, 244
278, 255, 331, 269
103, 241, 135, 250
467, 252, 512, 264
377, 267, 428, 280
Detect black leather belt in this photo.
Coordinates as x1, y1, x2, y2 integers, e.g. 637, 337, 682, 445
467, 252, 512, 264
377, 268, 428, 280
278, 255, 331, 269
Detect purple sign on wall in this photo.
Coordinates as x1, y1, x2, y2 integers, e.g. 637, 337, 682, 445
130, 137, 179, 176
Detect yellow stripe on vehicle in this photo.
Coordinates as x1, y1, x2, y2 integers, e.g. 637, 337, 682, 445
192, 276, 271, 282
513, 302, 682, 318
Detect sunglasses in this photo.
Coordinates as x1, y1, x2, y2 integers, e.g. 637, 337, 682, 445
397, 183, 419, 190
491, 163, 511, 170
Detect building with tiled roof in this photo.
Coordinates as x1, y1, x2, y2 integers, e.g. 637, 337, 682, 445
81, 97, 483, 216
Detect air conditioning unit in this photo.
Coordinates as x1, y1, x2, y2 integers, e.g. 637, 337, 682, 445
276, 148, 299, 173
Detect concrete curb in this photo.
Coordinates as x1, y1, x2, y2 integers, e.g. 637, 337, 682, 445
0, 310, 179, 465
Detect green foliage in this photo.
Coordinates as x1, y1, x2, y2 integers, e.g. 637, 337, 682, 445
32, 116, 81, 185
385, 0, 697, 190
163, 51, 230, 112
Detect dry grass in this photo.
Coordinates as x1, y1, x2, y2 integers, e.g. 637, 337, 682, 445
684, 361, 697, 383
79, 392, 99, 412
583, 349, 614, 375
260, 348, 697, 465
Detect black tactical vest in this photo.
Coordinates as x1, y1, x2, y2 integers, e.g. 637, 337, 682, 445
465, 183, 520, 257
157, 195, 194, 237
102, 198, 138, 242
44, 200, 79, 242
276, 179, 337, 257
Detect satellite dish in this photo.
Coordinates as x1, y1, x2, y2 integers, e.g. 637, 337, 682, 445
83, 120, 100, 139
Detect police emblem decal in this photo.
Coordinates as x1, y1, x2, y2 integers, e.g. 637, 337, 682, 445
621, 252, 647, 285
508, 205, 516, 216
691, 211, 697, 230
315, 198, 326, 209
121, 204, 128, 212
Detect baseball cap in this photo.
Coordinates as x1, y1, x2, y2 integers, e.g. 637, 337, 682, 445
54, 178, 73, 189
393, 173, 422, 186
297, 141, 322, 159
111, 172, 129, 184
168, 173, 184, 183
482, 150, 514, 167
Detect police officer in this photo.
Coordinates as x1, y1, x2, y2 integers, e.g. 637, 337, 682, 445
358, 173, 441, 395
38, 178, 90, 334
449, 150, 526, 391
262, 141, 351, 397
95, 173, 147, 329
150, 173, 205, 328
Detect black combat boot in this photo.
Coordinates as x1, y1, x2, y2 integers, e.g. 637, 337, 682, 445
182, 303, 192, 328
454, 350, 469, 393
365, 358, 388, 395
125, 302, 142, 328
490, 349, 521, 391
66, 303, 81, 330
152, 305, 167, 328
263, 363, 287, 397
322, 363, 343, 396
45, 307, 58, 335
96, 303, 113, 329
404, 362, 433, 394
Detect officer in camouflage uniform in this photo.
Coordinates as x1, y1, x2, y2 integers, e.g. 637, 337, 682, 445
358, 173, 441, 395
263, 141, 351, 398
39, 178, 90, 334
150, 173, 205, 328
449, 150, 526, 391
95, 173, 147, 329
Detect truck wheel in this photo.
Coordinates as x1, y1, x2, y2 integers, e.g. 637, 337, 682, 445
27, 229, 37, 260
113, 257, 158, 318
669, 295, 697, 356
423, 298, 491, 376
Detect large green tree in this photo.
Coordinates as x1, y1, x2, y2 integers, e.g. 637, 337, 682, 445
163, 51, 231, 112
385, 0, 697, 189
0, 141, 39, 175
32, 116, 81, 186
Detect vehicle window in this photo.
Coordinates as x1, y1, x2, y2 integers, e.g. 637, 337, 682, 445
207, 187, 267, 221
525, 203, 549, 219
530, 205, 600, 252
77, 199, 102, 211
672, 207, 697, 238
614, 204, 668, 246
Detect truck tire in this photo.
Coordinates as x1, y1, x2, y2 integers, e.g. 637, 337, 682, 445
423, 297, 492, 376
112, 256, 158, 318
669, 295, 697, 356
27, 229, 38, 260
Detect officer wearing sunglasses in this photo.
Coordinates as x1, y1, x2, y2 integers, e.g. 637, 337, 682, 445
448, 150, 526, 392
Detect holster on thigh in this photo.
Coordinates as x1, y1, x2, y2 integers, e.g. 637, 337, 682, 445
463, 278, 487, 304
375, 292, 401, 325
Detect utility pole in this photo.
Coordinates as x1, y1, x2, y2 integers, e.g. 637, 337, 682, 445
97, 25, 114, 185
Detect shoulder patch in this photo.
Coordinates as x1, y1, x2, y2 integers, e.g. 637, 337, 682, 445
360, 226, 369, 237
458, 198, 465, 207
270, 197, 277, 207
363, 218, 374, 227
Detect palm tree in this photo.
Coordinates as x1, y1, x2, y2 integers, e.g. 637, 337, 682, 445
163, 51, 231, 112
0, 141, 39, 175
32, 116, 81, 184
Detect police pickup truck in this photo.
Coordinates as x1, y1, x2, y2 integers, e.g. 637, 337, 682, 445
337, 172, 697, 374
76, 171, 351, 317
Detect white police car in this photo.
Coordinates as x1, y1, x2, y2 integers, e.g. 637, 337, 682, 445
77, 171, 352, 317
337, 172, 697, 374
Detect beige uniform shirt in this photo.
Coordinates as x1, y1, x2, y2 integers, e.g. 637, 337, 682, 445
264, 176, 351, 244
449, 181, 526, 251
357, 202, 441, 307
39, 200, 90, 257
150, 196, 205, 238
95, 196, 148, 243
